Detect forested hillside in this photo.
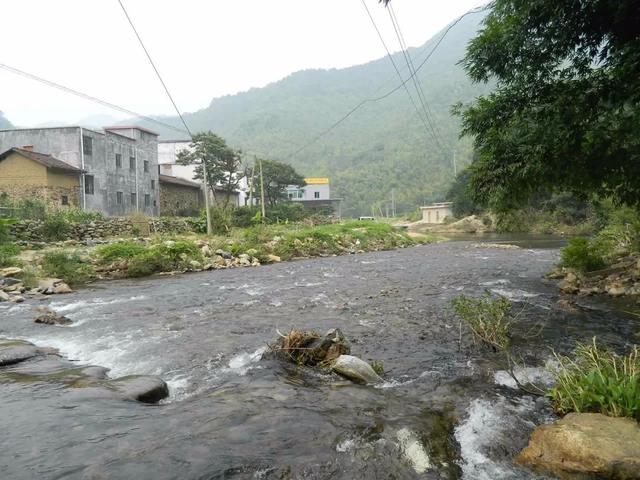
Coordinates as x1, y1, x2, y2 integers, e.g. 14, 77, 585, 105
135, 12, 491, 216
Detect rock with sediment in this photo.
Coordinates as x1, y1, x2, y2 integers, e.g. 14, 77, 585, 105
269, 328, 350, 366
0, 339, 40, 366
110, 375, 169, 403
0, 267, 23, 278
332, 355, 382, 384
516, 413, 640, 479
34, 311, 73, 326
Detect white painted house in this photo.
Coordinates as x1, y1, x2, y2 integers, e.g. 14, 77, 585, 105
420, 202, 454, 224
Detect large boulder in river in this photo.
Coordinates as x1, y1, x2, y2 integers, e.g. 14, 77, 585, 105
516, 413, 640, 479
34, 311, 73, 326
110, 375, 169, 403
0, 339, 40, 366
332, 355, 382, 384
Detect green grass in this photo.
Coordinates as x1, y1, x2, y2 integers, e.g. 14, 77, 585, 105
451, 292, 513, 350
126, 241, 203, 278
560, 237, 607, 272
96, 242, 146, 262
0, 244, 21, 267
548, 338, 640, 421
41, 250, 93, 286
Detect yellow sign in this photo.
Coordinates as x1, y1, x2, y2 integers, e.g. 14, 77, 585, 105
304, 177, 329, 185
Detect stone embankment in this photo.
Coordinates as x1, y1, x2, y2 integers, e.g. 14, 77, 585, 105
0, 266, 74, 303
549, 254, 640, 297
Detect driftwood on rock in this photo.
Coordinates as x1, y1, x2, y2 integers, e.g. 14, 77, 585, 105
267, 328, 350, 366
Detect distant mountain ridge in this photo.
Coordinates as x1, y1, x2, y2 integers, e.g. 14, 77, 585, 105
0, 112, 13, 130
140, 11, 492, 216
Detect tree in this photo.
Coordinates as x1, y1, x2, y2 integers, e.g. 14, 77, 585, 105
456, 0, 640, 212
446, 168, 482, 218
248, 159, 305, 206
176, 131, 243, 209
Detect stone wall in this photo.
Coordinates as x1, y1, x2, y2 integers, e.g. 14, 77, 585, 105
0, 185, 81, 209
159, 182, 203, 217
8, 217, 198, 242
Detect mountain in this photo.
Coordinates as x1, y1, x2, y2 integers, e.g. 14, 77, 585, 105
133, 11, 491, 216
0, 112, 12, 130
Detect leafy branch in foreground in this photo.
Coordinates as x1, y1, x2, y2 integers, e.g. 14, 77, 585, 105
548, 338, 640, 421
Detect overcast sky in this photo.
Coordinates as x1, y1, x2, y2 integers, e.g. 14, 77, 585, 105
1, 0, 481, 127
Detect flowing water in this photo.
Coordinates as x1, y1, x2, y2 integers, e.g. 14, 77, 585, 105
1, 241, 638, 479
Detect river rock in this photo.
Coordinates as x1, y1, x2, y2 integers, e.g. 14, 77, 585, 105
267, 254, 281, 263
215, 249, 232, 259
0, 290, 9, 302
269, 328, 350, 366
0, 267, 23, 277
110, 375, 169, 403
35, 311, 73, 326
516, 413, 640, 479
1, 277, 23, 287
52, 282, 73, 294
201, 245, 213, 257
213, 255, 227, 267
238, 254, 252, 266
332, 355, 382, 384
0, 339, 40, 366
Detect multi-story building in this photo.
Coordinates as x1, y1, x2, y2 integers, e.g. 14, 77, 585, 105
0, 125, 159, 216
285, 177, 341, 217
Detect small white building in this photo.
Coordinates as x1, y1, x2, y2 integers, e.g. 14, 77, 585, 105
286, 177, 331, 201
420, 202, 454, 224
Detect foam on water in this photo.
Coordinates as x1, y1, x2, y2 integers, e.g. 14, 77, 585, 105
490, 288, 540, 300
225, 347, 266, 376
396, 427, 431, 473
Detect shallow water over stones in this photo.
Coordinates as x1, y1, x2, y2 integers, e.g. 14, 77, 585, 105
0, 241, 638, 479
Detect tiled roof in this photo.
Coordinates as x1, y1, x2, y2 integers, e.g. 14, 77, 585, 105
159, 174, 202, 188
0, 148, 82, 172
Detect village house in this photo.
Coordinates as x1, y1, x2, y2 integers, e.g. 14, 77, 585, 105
420, 202, 453, 224
285, 177, 342, 216
0, 125, 160, 216
158, 174, 203, 216
0, 147, 83, 208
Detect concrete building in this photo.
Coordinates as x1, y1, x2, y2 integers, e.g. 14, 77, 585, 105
0, 126, 159, 216
420, 202, 454, 224
285, 178, 341, 216
0, 147, 83, 208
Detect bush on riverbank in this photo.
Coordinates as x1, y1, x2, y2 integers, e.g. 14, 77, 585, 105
548, 338, 640, 421
41, 251, 94, 286
0, 243, 21, 267
126, 241, 203, 277
560, 238, 607, 272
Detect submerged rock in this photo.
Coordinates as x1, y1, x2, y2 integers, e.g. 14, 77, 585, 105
268, 328, 350, 366
332, 355, 382, 384
516, 413, 640, 479
34, 311, 73, 326
110, 375, 169, 403
0, 339, 40, 366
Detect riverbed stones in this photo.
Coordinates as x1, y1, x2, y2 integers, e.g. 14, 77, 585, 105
0, 267, 23, 277
37, 278, 72, 295
268, 328, 351, 366
0, 339, 40, 366
516, 413, 640, 479
215, 249, 232, 259
34, 311, 73, 326
267, 254, 281, 263
331, 355, 382, 384
110, 375, 169, 403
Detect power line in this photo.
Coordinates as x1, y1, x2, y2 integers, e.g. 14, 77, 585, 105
387, 3, 446, 150
359, 0, 439, 150
287, 4, 489, 160
0, 63, 189, 136
116, 0, 193, 140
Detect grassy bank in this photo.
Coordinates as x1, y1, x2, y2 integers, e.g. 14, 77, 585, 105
1, 221, 436, 290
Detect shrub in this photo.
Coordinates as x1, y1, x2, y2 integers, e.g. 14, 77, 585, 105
548, 338, 640, 421
14, 199, 47, 220
58, 208, 103, 223
41, 214, 70, 241
96, 242, 146, 262
0, 218, 17, 244
451, 292, 513, 350
126, 241, 202, 277
41, 250, 93, 286
0, 243, 21, 267
560, 237, 606, 272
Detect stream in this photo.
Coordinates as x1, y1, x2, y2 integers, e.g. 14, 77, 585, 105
1, 240, 638, 479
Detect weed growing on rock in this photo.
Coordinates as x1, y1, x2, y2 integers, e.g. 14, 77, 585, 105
96, 242, 146, 262
548, 338, 640, 421
451, 292, 513, 350
0, 244, 21, 267
41, 250, 93, 286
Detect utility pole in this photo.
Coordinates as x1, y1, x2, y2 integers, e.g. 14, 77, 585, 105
452, 149, 458, 177
248, 159, 256, 207
391, 189, 396, 217
201, 155, 212, 235
259, 158, 266, 222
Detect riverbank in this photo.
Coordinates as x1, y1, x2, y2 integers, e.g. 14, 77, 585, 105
0, 221, 436, 301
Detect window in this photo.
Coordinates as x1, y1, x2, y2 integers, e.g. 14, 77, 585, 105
144, 194, 150, 207
82, 136, 92, 155
84, 175, 94, 195
61, 196, 69, 206
153, 200, 157, 207
130, 193, 137, 206
115, 153, 122, 168
151, 179, 155, 190
314, 191, 320, 199
116, 191, 123, 205
143, 160, 149, 173
130, 156, 136, 171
